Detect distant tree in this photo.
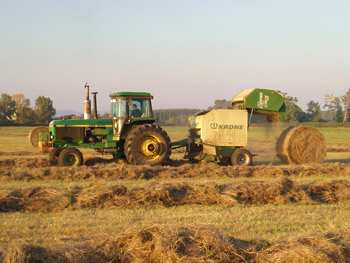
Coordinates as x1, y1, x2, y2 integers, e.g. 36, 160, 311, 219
306, 100, 322, 122
34, 96, 56, 124
0, 93, 16, 120
278, 91, 305, 122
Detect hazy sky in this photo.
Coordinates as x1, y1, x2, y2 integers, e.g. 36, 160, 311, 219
0, 0, 349, 113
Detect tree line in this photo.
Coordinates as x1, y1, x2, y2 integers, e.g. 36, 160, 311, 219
280, 92, 346, 123
0, 93, 56, 125
1, 90, 348, 126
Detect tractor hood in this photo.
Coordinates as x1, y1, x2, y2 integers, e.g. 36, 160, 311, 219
49, 118, 113, 128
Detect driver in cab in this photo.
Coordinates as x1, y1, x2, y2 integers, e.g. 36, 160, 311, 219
131, 103, 142, 118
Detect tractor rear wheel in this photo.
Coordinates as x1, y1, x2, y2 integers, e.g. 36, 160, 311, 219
124, 125, 171, 165
231, 148, 253, 166
57, 148, 83, 167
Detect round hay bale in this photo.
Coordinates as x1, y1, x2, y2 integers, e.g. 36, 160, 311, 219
276, 126, 327, 164
28, 127, 48, 148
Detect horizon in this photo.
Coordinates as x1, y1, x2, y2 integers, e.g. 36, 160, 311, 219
1, 0, 349, 113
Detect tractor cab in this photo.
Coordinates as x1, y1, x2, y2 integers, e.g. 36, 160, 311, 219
110, 92, 155, 140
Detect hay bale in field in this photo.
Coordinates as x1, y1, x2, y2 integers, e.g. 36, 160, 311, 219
307, 180, 350, 203
276, 126, 327, 165
256, 237, 345, 263
75, 184, 128, 208
102, 225, 245, 262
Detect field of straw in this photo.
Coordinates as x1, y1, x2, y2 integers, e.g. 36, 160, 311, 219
0, 125, 350, 262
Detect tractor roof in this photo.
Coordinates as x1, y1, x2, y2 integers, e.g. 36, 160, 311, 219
110, 91, 153, 98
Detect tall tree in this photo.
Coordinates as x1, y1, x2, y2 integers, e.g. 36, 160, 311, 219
0, 93, 16, 120
324, 95, 344, 122
34, 96, 56, 124
12, 94, 35, 124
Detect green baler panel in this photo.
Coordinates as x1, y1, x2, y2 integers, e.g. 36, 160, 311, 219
233, 89, 286, 113
244, 89, 285, 113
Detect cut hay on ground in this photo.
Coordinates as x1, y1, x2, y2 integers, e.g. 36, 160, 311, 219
256, 236, 345, 263
2, 226, 350, 262
1, 162, 349, 182
277, 126, 327, 165
0, 187, 70, 213
103, 225, 246, 263
1, 179, 350, 213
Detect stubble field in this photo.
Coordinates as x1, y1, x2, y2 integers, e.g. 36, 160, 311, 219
0, 125, 350, 262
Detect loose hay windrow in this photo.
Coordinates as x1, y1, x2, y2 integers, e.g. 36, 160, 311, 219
2, 226, 350, 262
1, 179, 350, 213
1, 161, 350, 182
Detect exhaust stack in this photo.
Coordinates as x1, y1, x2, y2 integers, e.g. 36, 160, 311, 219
92, 92, 98, 119
83, 83, 92, 119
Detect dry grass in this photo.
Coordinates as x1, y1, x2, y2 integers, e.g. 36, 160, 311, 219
2, 225, 350, 262
1, 126, 350, 261
1, 179, 350, 213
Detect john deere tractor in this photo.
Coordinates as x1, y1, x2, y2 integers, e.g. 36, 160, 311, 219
32, 84, 171, 166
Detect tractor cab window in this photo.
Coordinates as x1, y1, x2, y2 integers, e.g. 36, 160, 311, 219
111, 98, 128, 118
130, 99, 153, 118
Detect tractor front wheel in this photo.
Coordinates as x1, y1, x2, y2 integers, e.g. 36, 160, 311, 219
231, 148, 253, 166
57, 148, 83, 167
49, 148, 62, 165
124, 125, 171, 165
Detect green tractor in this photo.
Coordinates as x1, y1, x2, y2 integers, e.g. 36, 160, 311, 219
31, 86, 324, 167
36, 84, 171, 166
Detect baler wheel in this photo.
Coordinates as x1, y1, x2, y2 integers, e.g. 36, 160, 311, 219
28, 127, 48, 147
58, 148, 83, 167
124, 125, 171, 165
231, 148, 253, 166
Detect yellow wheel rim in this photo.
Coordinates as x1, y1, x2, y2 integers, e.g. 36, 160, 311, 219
140, 136, 162, 159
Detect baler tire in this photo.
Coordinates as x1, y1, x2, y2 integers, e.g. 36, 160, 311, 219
58, 148, 83, 167
231, 148, 253, 166
124, 125, 171, 165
